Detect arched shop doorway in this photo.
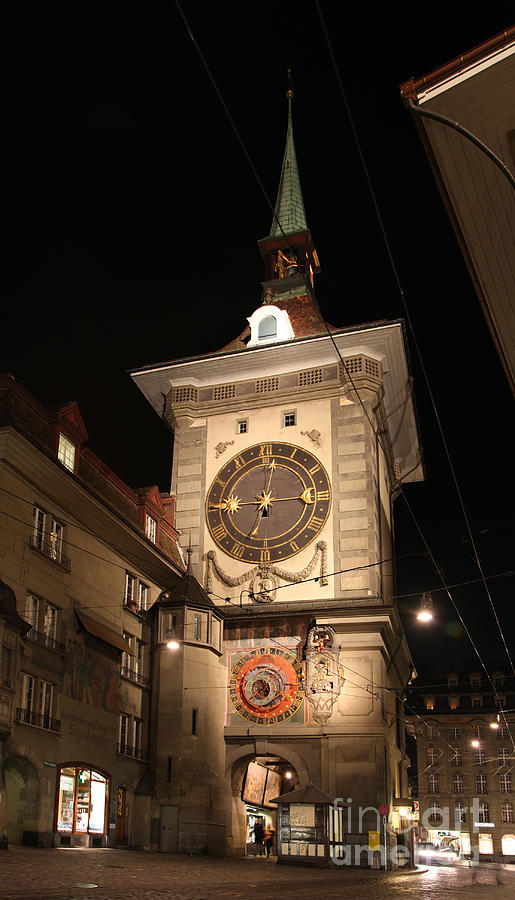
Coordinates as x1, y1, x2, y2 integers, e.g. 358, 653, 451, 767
55, 764, 110, 847
226, 745, 309, 857
5, 755, 40, 845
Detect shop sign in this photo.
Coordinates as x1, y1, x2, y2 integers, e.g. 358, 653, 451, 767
44, 760, 57, 768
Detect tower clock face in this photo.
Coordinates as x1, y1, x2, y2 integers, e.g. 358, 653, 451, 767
229, 646, 305, 725
206, 441, 331, 562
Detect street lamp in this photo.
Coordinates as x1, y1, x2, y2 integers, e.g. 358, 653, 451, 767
416, 592, 433, 622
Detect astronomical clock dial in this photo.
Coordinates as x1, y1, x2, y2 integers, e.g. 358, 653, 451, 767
229, 647, 305, 725
206, 442, 331, 562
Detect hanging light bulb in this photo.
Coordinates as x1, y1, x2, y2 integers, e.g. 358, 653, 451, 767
416, 592, 433, 622
490, 714, 500, 729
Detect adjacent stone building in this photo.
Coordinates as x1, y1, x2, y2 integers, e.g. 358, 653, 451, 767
407, 666, 515, 861
0, 374, 184, 848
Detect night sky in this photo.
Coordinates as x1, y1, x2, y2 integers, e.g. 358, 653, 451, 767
4, 3, 514, 677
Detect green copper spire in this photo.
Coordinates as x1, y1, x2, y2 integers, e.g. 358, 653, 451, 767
269, 82, 308, 238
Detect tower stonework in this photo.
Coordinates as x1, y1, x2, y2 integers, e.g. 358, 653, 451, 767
132, 93, 422, 860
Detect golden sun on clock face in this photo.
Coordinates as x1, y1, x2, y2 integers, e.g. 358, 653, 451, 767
206, 441, 331, 563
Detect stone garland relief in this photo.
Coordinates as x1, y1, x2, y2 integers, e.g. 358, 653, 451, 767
205, 540, 328, 602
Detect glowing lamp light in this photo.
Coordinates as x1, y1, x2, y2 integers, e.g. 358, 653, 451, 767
167, 639, 180, 650
471, 739, 480, 748
284, 771, 293, 780
490, 721, 500, 729
416, 592, 433, 622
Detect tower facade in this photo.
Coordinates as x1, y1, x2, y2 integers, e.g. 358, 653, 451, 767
132, 93, 423, 860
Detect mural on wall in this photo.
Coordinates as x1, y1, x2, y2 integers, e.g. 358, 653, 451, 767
63, 638, 120, 713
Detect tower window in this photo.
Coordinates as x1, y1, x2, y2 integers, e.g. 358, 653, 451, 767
237, 419, 248, 434
258, 316, 277, 340
283, 411, 296, 427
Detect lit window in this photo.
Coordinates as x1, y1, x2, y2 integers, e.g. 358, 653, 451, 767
454, 802, 467, 823
478, 832, 493, 853
283, 411, 296, 427
145, 515, 157, 543
58, 434, 76, 472
138, 582, 148, 612
237, 420, 248, 434
258, 315, 277, 340
502, 834, 515, 853
452, 773, 463, 793
449, 695, 460, 709
478, 801, 489, 823
124, 573, 136, 608
57, 766, 108, 834
451, 748, 462, 766
502, 803, 514, 824
500, 774, 512, 794
425, 697, 435, 710
428, 774, 439, 793
476, 774, 488, 794
32, 506, 64, 563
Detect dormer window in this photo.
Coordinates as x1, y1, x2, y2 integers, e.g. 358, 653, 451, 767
258, 316, 277, 341
246, 304, 295, 347
57, 434, 76, 472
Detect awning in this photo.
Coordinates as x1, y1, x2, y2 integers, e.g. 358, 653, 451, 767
76, 610, 134, 655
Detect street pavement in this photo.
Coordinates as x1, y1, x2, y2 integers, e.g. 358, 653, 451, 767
0, 846, 513, 900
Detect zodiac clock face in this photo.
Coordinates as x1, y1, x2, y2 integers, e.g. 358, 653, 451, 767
229, 647, 305, 725
206, 442, 331, 562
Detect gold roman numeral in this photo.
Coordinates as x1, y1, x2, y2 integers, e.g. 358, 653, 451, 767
307, 516, 324, 532
231, 542, 245, 558
233, 456, 245, 469
317, 490, 330, 501
212, 524, 227, 541
309, 464, 320, 475
259, 444, 273, 457
260, 549, 270, 562
290, 540, 300, 552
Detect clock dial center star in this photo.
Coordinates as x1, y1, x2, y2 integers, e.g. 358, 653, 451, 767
256, 490, 274, 511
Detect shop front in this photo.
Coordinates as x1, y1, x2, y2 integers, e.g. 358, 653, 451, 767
55, 764, 110, 847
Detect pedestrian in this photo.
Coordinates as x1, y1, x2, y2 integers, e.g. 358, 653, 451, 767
264, 824, 275, 857
252, 820, 265, 855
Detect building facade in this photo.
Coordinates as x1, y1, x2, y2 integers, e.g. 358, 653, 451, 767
407, 666, 515, 861
131, 93, 423, 861
0, 374, 184, 848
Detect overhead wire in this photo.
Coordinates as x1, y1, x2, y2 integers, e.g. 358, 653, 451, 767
313, 2, 514, 684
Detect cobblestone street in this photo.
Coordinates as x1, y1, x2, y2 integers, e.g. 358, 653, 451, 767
0, 848, 514, 900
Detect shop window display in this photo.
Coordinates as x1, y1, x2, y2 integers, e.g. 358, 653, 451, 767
57, 766, 109, 834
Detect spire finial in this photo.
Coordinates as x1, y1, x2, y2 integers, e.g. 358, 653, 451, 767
186, 541, 193, 574
286, 67, 294, 100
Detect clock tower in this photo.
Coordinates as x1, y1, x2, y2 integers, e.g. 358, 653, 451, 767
132, 89, 423, 859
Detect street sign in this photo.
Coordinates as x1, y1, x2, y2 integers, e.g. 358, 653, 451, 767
379, 804, 389, 816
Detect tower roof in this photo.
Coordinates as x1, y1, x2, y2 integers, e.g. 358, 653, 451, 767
268, 91, 308, 238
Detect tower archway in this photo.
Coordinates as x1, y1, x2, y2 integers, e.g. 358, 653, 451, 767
224, 743, 309, 857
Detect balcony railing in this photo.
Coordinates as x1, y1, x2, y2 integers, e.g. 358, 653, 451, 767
29, 534, 71, 571
16, 707, 61, 733
25, 626, 66, 654
117, 742, 148, 761
120, 665, 150, 688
